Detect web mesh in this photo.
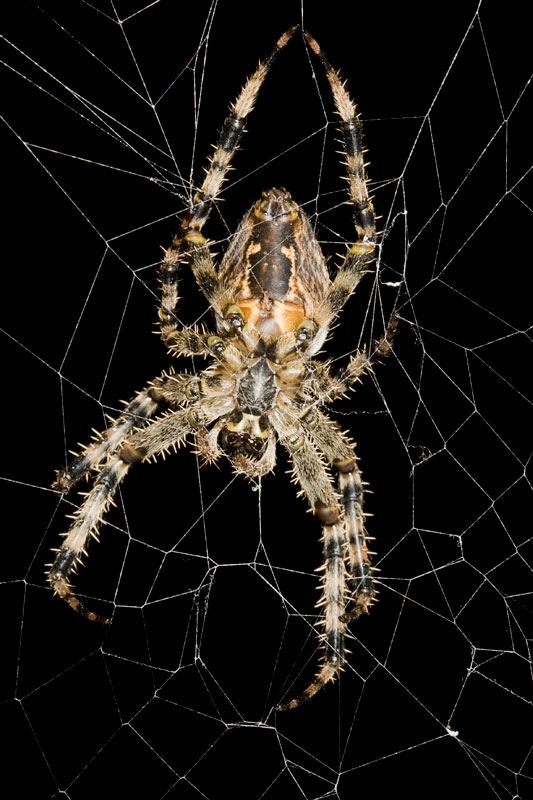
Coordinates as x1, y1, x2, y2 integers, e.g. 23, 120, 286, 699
2, 1, 532, 797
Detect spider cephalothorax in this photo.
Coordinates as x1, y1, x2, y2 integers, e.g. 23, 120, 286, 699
49, 29, 395, 710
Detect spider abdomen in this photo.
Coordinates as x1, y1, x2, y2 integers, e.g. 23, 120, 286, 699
219, 187, 330, 341
244, 189, 300, 303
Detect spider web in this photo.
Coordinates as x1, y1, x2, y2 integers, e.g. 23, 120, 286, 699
2, 1, 532, 797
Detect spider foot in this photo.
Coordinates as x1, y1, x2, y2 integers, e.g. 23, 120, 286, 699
48, 551, 111, 625
278, 660, 340, 711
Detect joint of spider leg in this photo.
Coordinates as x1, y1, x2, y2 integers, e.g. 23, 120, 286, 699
353, 199, 375, 224
350, 579, 377, 616
183, 230, 206, 246
341, 118, 364, 151
295, 318, 318, 351
285, 432, 306, 454
223, 303, 245, 336
333, 457, 356, 475
85, 466, 119, 497
300, 408, 319, 431
159, 256, 180, 284
342, 483, 362, 508
158, 309, 171, 324
147, 385, 166, 405
212, 338, 246, 374
158, 307, 180, 335
187, 408, 202, 429
207, 335, 227, 357
349, 239, 376, 258
119, 443, 148, 465
314, 501, 341, 526
184, 377, 201, 403
117, 397, 150, 424
321, 530, 345, 562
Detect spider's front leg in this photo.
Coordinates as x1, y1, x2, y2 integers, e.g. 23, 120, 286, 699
49, 387, 199, 623
159, 26, 297, 343
305, 32, 378, 331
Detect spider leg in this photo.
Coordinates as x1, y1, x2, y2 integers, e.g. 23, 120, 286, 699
53, 372, 199, 491
337, 461, 376, 617
274, 404, 382, 710
305, 33, 377, 329
165, 325, 213, 358
303, 411, 376, 616
159, 27, 297, 341
269, 409, 349, 709
53, 374, 176, 492
48, 407, 194, 623
274, 428, 348, 710
322, 317, 398, 403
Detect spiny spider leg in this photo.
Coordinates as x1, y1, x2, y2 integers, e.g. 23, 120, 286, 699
159, 26, 297, 342
48, 389, 196, 623
302, 412, 375, 614
54, 375, 171, 492
277, 321, 396, 709
272, 398, 367, 709
278, 457, 374, 711
304, 32, 377, 332
326, 318, 398, 401
336, 459, 375, 616
271, 419, 351, 710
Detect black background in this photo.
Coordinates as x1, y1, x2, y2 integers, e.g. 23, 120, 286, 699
2, 1, 532, 797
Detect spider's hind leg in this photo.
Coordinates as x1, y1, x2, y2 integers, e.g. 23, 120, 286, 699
276, 412, 376, 711
273, 423, 347, 710
335, 457, 376, 618
308, 410, 379, 620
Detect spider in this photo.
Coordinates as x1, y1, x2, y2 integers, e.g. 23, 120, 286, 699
48, 28, 396, 710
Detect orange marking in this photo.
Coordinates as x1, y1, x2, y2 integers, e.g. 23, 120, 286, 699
237, 298, 305, 339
